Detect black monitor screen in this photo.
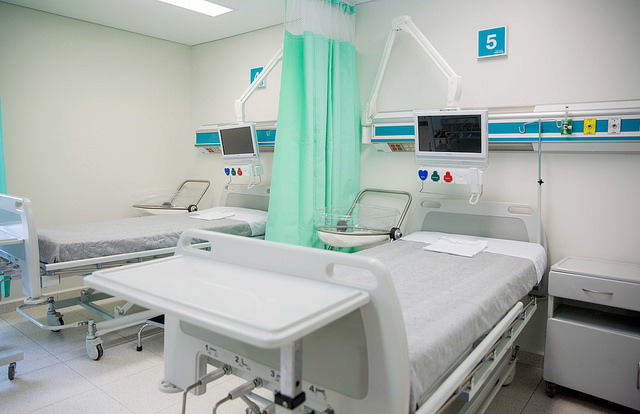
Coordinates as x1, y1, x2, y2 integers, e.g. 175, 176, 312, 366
219, 125, 257, 156
417, 114, 482, 154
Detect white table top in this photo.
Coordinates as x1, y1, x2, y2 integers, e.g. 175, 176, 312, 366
86, 254, 370, 348
552, 256, 640, 284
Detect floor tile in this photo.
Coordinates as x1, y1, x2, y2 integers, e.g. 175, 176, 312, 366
497, 364, 543, 403
0, 323, 34, 348
65, 341, 163, 387
0, 362, 95, 413
0, 340, 58, 381
527, 380, 637, 414
29, 387, 134, 414
485, 393, 528, 414
101, 364, 183, 414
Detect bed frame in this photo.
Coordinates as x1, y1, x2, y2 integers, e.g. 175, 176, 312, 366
0, 184, 270, 360
84, 196, 545, 414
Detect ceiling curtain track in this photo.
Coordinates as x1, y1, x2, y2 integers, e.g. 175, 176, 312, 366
265, 0, 360, 248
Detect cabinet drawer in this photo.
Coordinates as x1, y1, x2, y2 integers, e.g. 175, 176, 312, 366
544, 317, 640, 410
549, 270, 640, 312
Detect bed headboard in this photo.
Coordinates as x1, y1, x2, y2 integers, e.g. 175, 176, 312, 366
220, 184, 270, 211
407, 198, 541, 244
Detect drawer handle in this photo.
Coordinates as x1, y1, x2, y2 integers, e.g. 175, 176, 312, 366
581, 288, 613, 295
637, 361, 639, 390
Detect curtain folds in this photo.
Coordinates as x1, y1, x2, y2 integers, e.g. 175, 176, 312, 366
265, 0, 360, 248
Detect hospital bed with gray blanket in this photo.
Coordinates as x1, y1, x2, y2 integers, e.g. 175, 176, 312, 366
0, 184, 269, 360
85, 196, 546, 413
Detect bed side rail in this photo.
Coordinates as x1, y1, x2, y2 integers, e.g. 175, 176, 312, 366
0, 194, 42, 302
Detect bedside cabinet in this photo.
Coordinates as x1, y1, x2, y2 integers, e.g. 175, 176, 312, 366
544, 257, 640, 410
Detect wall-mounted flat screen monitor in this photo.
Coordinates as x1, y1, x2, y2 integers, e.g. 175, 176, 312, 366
219, 123, 259, 161
414, 109, 488, 166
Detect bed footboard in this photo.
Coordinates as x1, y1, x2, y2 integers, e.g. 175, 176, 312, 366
86, 229, 412, 414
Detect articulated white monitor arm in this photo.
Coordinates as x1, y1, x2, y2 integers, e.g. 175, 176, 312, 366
235, 46, 284, 123
363, 16, 462, 126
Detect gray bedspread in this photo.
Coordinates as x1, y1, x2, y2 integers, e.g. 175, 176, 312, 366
38, 214, 253, 263
354, 239, 538, 411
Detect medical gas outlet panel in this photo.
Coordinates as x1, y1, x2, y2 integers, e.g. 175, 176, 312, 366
223, 163, 264, 179
418, 167, 484, 204
418, 167, 483, 185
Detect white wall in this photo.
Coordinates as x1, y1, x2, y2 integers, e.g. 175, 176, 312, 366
356, 0, 640, 264
189, 25, 283, 205
0, 3, 192, 226
356, 0, 640, 353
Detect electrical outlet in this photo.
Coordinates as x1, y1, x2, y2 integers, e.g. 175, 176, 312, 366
608, 117, 621, 134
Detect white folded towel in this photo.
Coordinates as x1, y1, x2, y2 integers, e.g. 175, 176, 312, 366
190, 211, 235, 221
424, 237, 488, 257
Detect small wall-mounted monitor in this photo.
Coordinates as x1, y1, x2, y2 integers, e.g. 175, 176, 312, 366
219, 123, 260, 162
414, 109, 488, 166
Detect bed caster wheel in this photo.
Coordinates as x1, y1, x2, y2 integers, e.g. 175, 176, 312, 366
86, 333, 104, 361
87, 343, 104, 361
50, 317, 64, 333
188, 204, 198, 212
8, 362, 16, 380
545, 381, 556, 398
390, 227, 402, 241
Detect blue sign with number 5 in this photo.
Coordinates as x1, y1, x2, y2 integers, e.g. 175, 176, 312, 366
478, 26, 508, 58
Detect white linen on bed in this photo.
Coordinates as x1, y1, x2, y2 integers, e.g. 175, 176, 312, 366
191, 207, 268, 237
423, 237, 488, 257
352, 238, 540, 412
37, 211, 266, 264
402, 231, 546, 282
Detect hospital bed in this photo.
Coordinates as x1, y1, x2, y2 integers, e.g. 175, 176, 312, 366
85, 196, 546, 413
0, 184, 269, 360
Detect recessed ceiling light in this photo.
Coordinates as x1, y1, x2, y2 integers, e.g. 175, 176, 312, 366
156, 0, 232, 18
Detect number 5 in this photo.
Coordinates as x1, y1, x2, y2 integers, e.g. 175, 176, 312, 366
486, 34, 497, 50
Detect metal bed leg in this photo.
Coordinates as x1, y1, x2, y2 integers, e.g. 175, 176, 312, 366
136, 323, 150, 352
136, 314, 165, 352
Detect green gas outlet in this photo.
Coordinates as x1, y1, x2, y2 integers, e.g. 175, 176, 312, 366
561, 119, 573, 135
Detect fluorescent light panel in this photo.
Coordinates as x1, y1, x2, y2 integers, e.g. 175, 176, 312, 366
156, 0, 232, 17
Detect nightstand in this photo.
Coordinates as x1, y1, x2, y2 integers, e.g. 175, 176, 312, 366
544, 257, 640, 410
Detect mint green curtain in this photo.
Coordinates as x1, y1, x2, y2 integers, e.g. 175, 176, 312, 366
265, 1, 360, 248
0, 97, 6, 194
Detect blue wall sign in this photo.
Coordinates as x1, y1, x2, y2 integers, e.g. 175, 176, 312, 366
250, 67, 266, 88
478, 26, 508, 59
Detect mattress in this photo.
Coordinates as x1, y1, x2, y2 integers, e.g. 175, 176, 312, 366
38, 208, 268, 263
353, 233, 544, 411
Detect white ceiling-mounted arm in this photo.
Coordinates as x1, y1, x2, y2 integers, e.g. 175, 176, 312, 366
235, 46, 283, 123
363, 16, 462, 126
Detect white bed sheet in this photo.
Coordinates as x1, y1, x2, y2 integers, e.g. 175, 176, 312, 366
190, 207, 268, 237
352, 233, 542, 411
37, 208, 268, 264
402, 231, 546, 282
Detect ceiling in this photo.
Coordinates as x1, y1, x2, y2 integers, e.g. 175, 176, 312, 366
2, 0, 287, 46
3, 0, 374, 46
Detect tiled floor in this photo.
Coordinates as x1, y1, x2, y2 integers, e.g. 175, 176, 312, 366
0, 301, 636, 414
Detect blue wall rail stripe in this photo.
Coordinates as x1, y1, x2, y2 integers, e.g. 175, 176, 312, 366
373, 125, 415, 136
196, 129, 277, 147
622, 119, 640, 132
489, 136, 640, 142
197, 118, 640, 147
